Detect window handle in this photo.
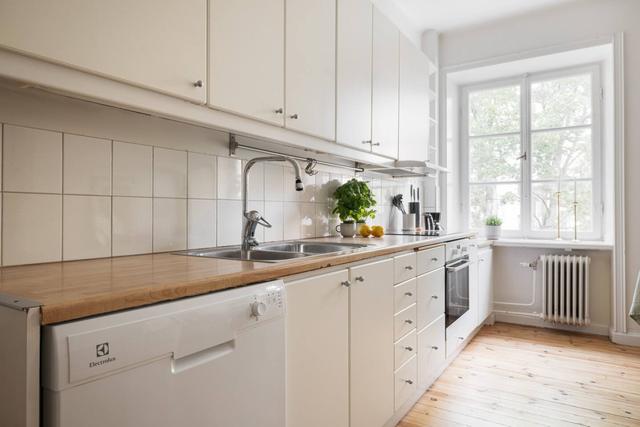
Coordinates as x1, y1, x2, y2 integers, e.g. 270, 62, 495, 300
516, 152, 527, 161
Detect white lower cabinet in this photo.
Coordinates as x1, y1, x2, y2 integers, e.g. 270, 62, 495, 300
416, 268, 445, 330
350, 259, 395, 427
417, 315, 446, 387
286, 269, 350, 427
394, 355, 417, 411
477, 248, 493, 324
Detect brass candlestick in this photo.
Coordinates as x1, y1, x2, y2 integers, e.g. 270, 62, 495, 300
555, 191, 562, 240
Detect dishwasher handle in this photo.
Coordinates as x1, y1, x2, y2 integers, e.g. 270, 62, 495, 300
171, 339, 235, 374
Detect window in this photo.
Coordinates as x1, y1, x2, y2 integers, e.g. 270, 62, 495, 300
462, 65, 602, 239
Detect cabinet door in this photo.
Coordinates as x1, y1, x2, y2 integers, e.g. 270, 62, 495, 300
478, 249, 493, 323
336, 0, 372, 148
285, 0, 336, 140
0, 0, 207, 103
286, 270, 349, 427
372, 7, 400, 159
210, 0, 284, 125
398, 35, 429, 161
350, 259, 394, 427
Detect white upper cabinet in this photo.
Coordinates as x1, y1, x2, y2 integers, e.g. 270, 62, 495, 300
336, 0, 372, 149
285, 0, 336, 140
209, 0, 285, 125
371, 7, 400, 159
0, 0, 207, 103
398, 35, 429, 162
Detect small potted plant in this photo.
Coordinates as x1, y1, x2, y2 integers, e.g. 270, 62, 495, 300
332, 179, 376, 237
485, 215, 503, 240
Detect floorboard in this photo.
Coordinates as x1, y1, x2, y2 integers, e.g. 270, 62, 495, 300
398, 323, 640, 427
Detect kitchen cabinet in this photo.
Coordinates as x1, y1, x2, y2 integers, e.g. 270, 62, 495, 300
350, 259, 394, 427
371, 7, 400, 159
209, 0, 285, 125
477, 248, 493, 324
398, 35, 429, 162
286, 270, 350, 427
416, 268, 445, 330
417, 315, 445, 387
0, 0, 207, 103
336, 0, 372, 149
285, 0, 336, 140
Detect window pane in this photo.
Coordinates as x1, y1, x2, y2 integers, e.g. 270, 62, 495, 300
469, 184, 520, 230
531, 128, 592, 180
531, 181, 593, 232
468, 85, 520, 136
469, 135, 521, 183
531, 74, 592, 130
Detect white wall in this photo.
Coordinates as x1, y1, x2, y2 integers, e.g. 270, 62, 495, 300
440, 0, 640, 335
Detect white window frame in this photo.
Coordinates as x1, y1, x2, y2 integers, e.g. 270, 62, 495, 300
461, 63, 604, 240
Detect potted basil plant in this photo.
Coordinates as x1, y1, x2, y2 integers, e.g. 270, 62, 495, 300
332, 179, 377, 237
485, 215, 503, 240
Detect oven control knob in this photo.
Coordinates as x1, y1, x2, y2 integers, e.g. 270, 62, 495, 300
250, 301, 267, 317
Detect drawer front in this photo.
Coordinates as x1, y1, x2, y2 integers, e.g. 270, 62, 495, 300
445, 311, 474, 359
417, 315, 445, 387
416, 268, 445, 330
394, 278, 417, 314
417, 245, 445, 275
394, 329, 417, 370
394, 304, 417, 341
394, 252, 417, 284
394, 355, 417, 411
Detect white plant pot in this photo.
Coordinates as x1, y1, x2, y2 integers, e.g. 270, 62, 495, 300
485, 225, 502, 240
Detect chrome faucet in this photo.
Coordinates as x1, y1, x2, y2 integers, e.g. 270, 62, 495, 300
242, 156, 304, 251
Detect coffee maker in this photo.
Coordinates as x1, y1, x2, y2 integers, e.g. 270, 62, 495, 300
423, 212, 442, 234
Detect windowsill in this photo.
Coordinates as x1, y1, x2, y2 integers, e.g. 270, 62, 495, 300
489, 238, 613, 251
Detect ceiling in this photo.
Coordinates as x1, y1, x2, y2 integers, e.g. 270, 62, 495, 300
394, 0, 578, 32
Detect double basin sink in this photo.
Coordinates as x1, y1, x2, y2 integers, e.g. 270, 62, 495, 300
175, 241, 371, 263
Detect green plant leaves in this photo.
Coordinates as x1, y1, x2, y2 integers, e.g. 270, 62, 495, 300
331, 178, 377, 223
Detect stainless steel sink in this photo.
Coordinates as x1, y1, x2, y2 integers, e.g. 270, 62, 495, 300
174, 241, 370, 263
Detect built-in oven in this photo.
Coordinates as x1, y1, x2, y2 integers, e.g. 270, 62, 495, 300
445, 241, 471, 327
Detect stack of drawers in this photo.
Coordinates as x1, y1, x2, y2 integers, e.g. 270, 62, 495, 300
392, 245, 446, 411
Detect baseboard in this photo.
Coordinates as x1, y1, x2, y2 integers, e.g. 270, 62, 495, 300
493, 310, 610, 336
610, 330, 640, 346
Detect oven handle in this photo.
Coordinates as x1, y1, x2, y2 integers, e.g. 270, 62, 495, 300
446, 260, 471, 272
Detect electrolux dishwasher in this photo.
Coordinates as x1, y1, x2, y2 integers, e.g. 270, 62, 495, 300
41, 280, 286, 427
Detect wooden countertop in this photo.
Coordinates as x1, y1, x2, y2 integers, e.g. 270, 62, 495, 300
0, 233, 473, 324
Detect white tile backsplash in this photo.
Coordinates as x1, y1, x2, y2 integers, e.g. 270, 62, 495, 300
188, 199, 216, 249
63, 195, 111, 260
112, 197, 152, 256
244, 161, 264, 201
217, 199, 242, 246
188, 152, 217, 199
64, 134, 112, 195
3, 125, 62, 193
113, 141, 153, 197
264, 164, 284, 201
217, 156, 242, 200
154, 147, 187, 198
300, 203, 316, 238
3, 193, 62, 265
264, 201, 284, 242
283, 202, 301, 240
153, 198, 187, 251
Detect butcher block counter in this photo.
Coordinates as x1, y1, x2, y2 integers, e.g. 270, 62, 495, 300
0, 233, 473, 324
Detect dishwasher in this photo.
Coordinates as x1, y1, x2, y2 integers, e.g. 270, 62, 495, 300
41, 280, 286, 427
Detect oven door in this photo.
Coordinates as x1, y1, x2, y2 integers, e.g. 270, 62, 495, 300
445, 257, 470, 327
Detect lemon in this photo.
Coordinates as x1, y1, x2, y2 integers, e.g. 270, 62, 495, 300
371, 225, 384, 238
359, 224, 372, 237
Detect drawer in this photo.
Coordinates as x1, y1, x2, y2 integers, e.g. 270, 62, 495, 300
394, 329, 417, 370
394, 304, 417, 341
417, 245, 445, 275
417, 315, 445, 387
394, 252, 417, 284
416, 268, 445, 330
445, 311, 474, 359
394, 355, 417, 411
394, 278, 417, 314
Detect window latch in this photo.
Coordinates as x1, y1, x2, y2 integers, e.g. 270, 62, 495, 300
516, 152, 527, 161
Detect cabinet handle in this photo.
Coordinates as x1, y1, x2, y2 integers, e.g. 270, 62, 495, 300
193, 80, 203, 88
354, 276, 364, 282
362, 140, 372, 145
404, 319, 413, 324
458, 336, 464, 340
431, 295, 438, 299
404, 265, 413, 271
480, 258, 485, 262
371, 142, 381, 147
274, 108, 283, 114
404, 292, 413, 297
404, 379, 414, 385
289, 113, 299, 119
404, 346, 413, 352
431, 346, 439, 350
431, 257, 439, 262
341, 280, 351, 288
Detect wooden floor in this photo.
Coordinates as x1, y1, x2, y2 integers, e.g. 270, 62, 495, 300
398, 323, 640, 427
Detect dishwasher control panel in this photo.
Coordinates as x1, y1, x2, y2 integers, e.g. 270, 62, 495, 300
243, 283, 285, 326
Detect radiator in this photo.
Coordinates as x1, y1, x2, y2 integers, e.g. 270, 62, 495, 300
540, 255, 591, 326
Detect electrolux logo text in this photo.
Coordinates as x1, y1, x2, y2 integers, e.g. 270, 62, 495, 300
89, 342, 116, 368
